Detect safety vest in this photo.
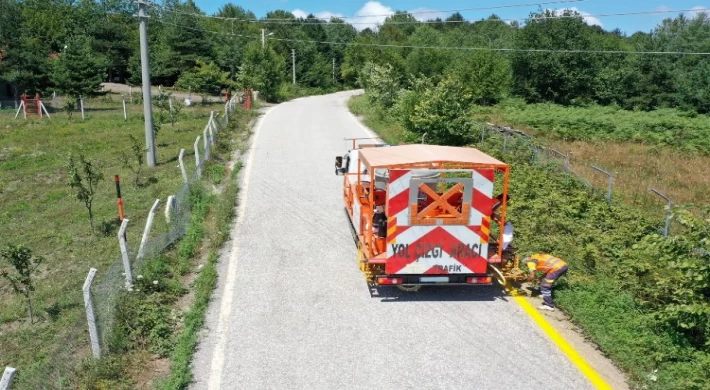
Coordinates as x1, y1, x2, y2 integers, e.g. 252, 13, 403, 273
528, 254, 567, 273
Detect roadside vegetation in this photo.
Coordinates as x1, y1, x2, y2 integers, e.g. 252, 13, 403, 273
350, 79, 710, 389
0, 94, 256, 388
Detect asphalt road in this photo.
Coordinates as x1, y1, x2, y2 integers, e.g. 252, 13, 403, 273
189, 90, 595, 390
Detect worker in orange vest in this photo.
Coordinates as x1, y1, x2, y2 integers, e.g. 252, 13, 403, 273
523, 254, 568, 311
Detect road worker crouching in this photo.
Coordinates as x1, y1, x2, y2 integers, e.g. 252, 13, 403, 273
523, 254, 569, 312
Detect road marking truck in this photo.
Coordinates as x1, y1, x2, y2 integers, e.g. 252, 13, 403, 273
335, 138, 524, 291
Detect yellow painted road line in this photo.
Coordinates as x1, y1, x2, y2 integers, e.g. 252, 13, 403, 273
511, 292, 612, 390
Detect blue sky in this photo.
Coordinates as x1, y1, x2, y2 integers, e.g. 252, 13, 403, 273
192, 0, 710, 35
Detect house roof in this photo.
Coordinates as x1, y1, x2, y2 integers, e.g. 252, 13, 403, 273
358, 144, 508, 169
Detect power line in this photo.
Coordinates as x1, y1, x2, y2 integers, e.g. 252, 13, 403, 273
149, 3, 710, 27
265, 36, 710, 55
148, 0, 585, 22
153, 19, 710, 56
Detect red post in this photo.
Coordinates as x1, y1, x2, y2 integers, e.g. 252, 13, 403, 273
35, 93, 41, 117
115, 175, 125, 220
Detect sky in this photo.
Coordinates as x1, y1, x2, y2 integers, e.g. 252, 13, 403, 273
192, 0, 710, 35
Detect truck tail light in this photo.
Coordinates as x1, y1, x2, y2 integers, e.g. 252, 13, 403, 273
466, 276, 492, 284
377, 277, 403, 285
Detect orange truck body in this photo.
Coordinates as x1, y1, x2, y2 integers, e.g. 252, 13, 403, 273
335, 138, 522, 289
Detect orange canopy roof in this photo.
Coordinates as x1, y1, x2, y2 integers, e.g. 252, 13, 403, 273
358, 144, 508, 168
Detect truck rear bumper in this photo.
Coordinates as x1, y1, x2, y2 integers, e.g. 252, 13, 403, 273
375, 274, 493, 286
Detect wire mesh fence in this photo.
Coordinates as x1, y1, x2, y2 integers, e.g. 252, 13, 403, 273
2, 92, 244, 389
477, 122, 675, 235
90, 96, 238, 356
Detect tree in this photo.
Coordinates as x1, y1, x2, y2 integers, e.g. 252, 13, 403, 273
359, 61, 400, 109
236, 41, 285, 102
121, 134, 145, 187
1, 244, 43, 324
448, 50, 512, 105
51, 34, 107, 100
161, 0, 213, 84
68, 153, 104, 234
175, 60, 229, 99
511, 9, 598, 105
405, 26, 450, 83
404, 75, 476, 146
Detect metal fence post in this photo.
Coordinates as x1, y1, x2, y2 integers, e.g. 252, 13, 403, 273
0, 367, 16, 390
503, 134, 508, 153
591, 165, 614, 203
194, 136, 202, 177
650, 188, 672, 237
136, 199, 161, 261
117, 218, 132, 288
549, 148, 569, 178
178, 149, 188, 183
82, 268, 101, 358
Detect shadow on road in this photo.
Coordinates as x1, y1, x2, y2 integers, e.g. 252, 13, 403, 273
369, 284, 510, 303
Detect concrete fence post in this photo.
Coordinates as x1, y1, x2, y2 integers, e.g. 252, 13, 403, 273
122, 98, 127, 121
117, 218, 132, 288
82, 268, 101, 358
178, 149, 188, 183
203, 128, 210, 160
165, 195, 176, 223
136, 199, 162, 261
80, 95, 85, 120
0, 367, 17, 390
194, 136, 202, 177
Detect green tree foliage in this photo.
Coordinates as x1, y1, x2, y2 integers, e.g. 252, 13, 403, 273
51, 35, 107, 99
448, 50, 512, 105
175, 60, 229, 96
511, 9, 600, 105
67, 153, 104, 234
403, 75, 475, 145
236, 41, 286, 102
358, 62, 400, 109
0, 244, 43, 324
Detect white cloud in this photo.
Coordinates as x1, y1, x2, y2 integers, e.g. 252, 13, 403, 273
688, 5, 710, 18
291, 9, 308, 19
291, 8, 344, 21
352, 1, 394, 31
550, 7, 603, 28
655, 5, 672, 13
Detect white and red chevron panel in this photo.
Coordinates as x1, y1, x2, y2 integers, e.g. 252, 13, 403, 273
385, 169, 496, 275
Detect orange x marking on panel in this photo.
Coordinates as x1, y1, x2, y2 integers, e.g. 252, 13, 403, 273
417, 183, 463, 218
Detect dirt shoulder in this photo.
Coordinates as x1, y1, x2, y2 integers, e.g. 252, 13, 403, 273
100, 82, 225, 103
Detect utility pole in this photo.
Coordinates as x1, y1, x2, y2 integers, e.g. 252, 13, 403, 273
261, 29, 265, 50
137, 0, 156, 167
292, 49, 296, 84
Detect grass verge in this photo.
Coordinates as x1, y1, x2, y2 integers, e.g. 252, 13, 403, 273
157, 160, 243, 390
